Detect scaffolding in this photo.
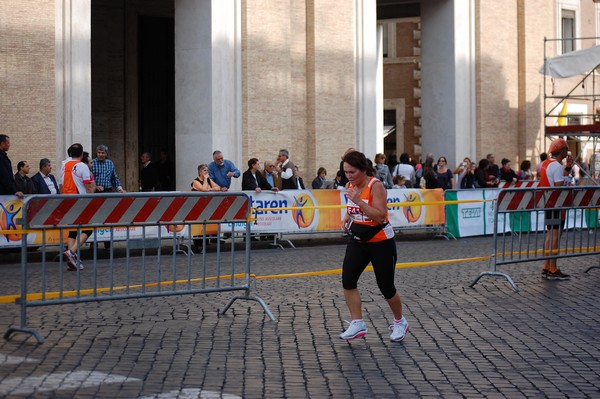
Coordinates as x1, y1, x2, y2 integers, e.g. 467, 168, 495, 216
542, 37, 600, 183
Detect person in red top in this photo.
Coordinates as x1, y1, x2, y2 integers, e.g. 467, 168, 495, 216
338, 150, 409, 342
538, 138, 574, 280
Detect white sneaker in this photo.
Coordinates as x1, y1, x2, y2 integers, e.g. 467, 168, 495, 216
390, 316, 409, 342
339, 320, 368, 340
64, 250, 83, 271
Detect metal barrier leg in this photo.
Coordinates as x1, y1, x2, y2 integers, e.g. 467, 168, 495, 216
221, 289, 277, 321
268, 233, 285, 250
585, 258, 600, 273
4, 325, 45, 344
4, 232, 45, 344
468, 255, 520, 293
469, 271, 520, 293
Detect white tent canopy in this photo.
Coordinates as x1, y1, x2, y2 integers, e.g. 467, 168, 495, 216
540, 45, 600, 78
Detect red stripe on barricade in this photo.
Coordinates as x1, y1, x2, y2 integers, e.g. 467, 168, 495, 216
233, 200, 249, 221
159, 197, 187, 222
73, 198, 106, 225
105, 197, 136, 224
545, 190, 564, 208
132, 197, 161, 223
507, 191, 525, 211
576, 190, 594, 207
211, 196, 236, 220
26, 198, 49, 225
43, 198, 78, 226
185, 196, 212, 221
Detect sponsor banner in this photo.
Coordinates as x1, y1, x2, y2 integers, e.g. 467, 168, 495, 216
382, 188, 445, 227
216, 188, 445, 236
445, 189, 502, 237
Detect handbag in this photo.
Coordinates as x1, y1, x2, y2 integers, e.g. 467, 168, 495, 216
348, 220, 388, 241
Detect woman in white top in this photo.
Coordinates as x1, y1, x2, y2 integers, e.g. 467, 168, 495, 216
392, 153, 415, 188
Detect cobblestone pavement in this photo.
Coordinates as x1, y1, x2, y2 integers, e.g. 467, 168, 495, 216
1, 234, 599, 398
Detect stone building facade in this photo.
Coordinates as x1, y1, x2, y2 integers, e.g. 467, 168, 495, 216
2, 0, 599, 190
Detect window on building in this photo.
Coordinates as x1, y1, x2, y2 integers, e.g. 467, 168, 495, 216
562, 9, 576, 53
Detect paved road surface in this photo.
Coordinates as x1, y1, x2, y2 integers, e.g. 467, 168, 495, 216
1, 234, 599, 398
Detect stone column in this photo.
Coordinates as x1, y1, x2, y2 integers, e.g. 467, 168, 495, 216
421, 0, 475, 166
55, 0, 92, 159
175, 0, 242, 190
354, 0, 379, 158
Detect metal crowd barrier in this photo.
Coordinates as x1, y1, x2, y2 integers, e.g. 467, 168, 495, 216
4, 192, 275, 344
470, 186, 600, 292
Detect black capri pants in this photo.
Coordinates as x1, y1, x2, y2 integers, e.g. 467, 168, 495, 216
342, 238, 398, 299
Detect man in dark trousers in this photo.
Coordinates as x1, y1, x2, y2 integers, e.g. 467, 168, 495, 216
0, 134, 23, 198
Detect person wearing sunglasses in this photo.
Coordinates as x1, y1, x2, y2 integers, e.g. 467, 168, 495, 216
436, 156, 454, 190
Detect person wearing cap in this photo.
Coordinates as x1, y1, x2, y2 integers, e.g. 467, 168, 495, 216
538, 138, 574, 280
92, 145, 125, 193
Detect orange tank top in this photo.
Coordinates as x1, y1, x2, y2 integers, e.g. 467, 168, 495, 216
538, 158, 558, 188
347, 177, 392, 242
62, 159, 79, 194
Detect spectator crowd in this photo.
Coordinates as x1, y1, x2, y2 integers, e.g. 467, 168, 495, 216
0, 133, 591, 202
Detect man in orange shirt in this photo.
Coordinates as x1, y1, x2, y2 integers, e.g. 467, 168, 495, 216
60, 144, 96, 271
538, 138, 573, 280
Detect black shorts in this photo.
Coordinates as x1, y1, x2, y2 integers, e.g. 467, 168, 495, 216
342, 238, 398, 299
68, 229, 93, 239
545, 210, 565, 230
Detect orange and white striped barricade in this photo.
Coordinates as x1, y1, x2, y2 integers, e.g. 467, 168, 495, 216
497, 180, 539, 189
4, 192, 275, 344
470, 186, 600, 292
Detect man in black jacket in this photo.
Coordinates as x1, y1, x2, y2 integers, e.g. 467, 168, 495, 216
14, 161, 37, 194
0, 135, 23, 198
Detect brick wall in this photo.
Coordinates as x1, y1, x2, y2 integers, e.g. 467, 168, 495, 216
243, 0, 356, 181
0, 0, 56, 175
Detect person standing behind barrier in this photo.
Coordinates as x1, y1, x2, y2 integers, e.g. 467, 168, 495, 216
374, 153, 393, 189
62, 147, 95, 271
262, 161, 280, 189
500, 158, 518, 184
93, 145, 125, 193
474, 158, 495, 188
392, 153, 415, 188
140, 152, 158, 192
536, 152, 548, 179
312, 167, 328, 189
421, 157, 438, 189
275, 149, 298, 190
453, 157, 472, 189
209, 150, 240, 191
0, 134, 23, 198
14, 161, 37, 195
156, 149, 175, 191
338, 150, 409, 342
486, 153, 500, 182
31, 158, 59, 194
517, 160, 534, 181
539, 138, 573, 280
242, 158, 278, 192
460, 162, 477, 189
435, 156, 454, 190
192, 164, 221, 192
